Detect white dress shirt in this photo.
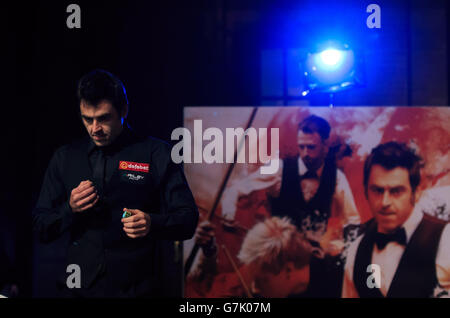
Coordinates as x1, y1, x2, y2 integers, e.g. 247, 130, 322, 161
342, 206, 450, 298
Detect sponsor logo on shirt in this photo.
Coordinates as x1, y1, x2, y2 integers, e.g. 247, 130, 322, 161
126, 173, 145, 181
119, 161, 149, 173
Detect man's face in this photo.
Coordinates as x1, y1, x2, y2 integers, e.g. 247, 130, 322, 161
297, 131, 327, 171
80, 100, 125, 147
367, 165, 416, 233
255, 263, 310, 297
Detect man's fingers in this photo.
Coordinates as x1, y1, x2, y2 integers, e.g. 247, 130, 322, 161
71, 181, 87, 194
121, 215, 142, 224
199, 220, 214, 227
124, 208, 140, 215
123, 227, 146, 234
197, 227, 215, 237
73, 181, 95, 194
123, 226, 147, 235
124, 229, 147, 238
123, 219, 146, 229
121, 215, 138, 223
73, 186, 97, 202
196, 221, 215, 236
77, 192, 99, 209
72, 186, 95, 203
70, 181, 98, 212
121, 209, 150, 238
199, 224, 215, 232
76, 196, 100, 212
81, 196, 100, 211
196, 233, 214, 244
125, 233, 146, 239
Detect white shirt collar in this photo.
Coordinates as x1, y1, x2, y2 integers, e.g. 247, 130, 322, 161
297, 157, 324, 178
401, 204, 423, 243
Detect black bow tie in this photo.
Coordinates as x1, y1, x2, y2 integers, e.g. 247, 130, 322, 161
374, 228, 407, 250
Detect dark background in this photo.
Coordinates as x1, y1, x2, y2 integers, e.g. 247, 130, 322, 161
2, 0, 449, 297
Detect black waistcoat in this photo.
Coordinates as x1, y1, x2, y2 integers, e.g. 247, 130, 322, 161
270, 155, 337, 236
353, 214, 447, 298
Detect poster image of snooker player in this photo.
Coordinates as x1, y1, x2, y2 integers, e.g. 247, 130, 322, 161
183, 106, 450, 298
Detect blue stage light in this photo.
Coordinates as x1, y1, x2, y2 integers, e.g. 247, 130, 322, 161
319, 49, 343, 66
302, 43, 362, 96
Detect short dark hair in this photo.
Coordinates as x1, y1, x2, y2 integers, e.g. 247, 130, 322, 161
363, 141, 423, 194
298, 115, 331, 141
77, 69, 128, 115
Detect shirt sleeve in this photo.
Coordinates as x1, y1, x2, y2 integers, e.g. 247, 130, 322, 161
332, 170, 361, 226
32, 148, 76, 243
148, 142, 199, 241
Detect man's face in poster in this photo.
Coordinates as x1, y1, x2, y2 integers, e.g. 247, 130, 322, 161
367, 165, 416, 234
297, 131, 328, 171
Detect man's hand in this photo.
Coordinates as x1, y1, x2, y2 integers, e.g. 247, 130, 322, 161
121, 208, 151, 238
195, 220, 217, 256
195, 220, 216, 247
69, 180, 99, 213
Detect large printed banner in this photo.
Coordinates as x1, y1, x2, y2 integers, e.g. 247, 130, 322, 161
182, 107, 450, 298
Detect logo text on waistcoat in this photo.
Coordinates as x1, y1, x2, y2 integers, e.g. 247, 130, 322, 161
119, 161, 150, 173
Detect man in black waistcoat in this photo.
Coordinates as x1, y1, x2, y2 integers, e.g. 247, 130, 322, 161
33, 69, 199, 297
342, 142, 450, 298
270, 115, 360, 254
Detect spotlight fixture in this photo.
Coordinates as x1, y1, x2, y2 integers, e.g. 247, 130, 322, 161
302, 42, 362, 98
